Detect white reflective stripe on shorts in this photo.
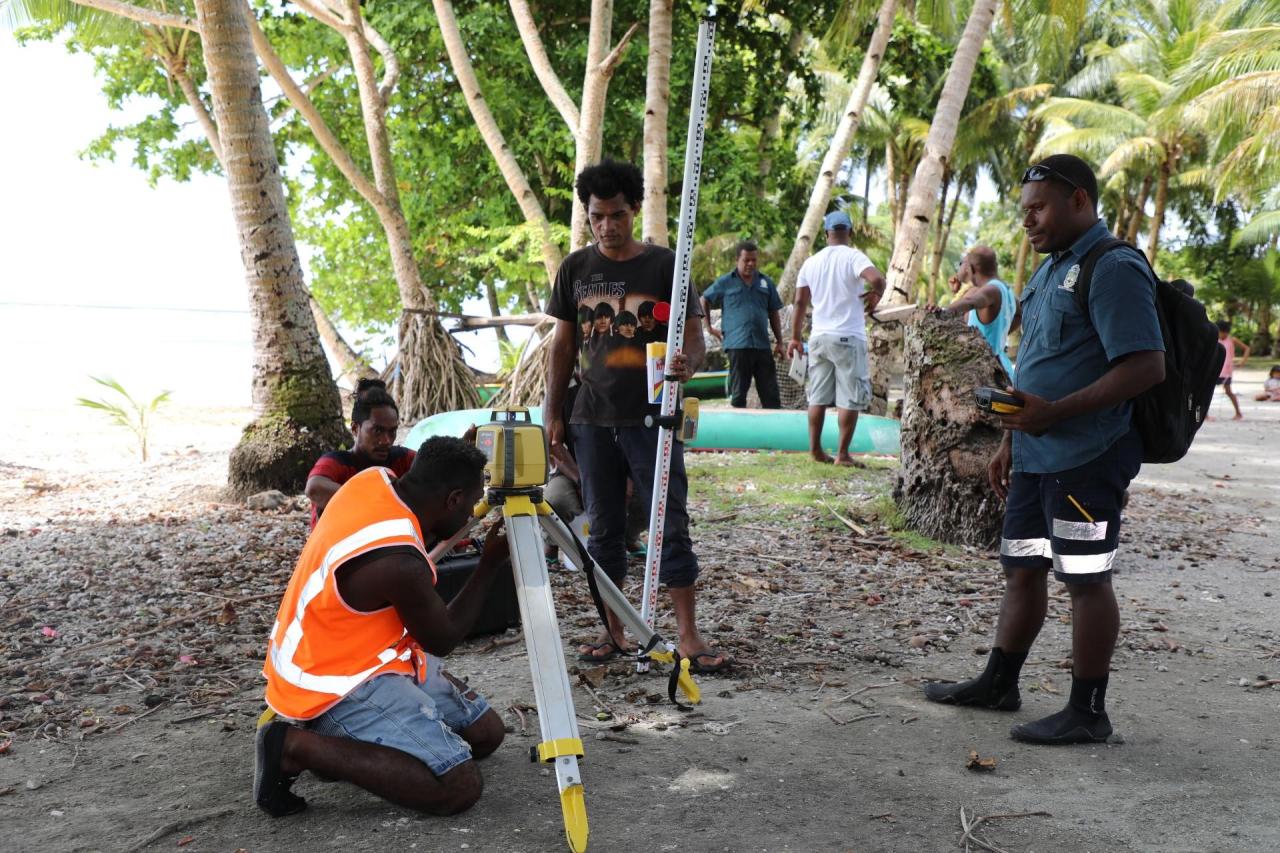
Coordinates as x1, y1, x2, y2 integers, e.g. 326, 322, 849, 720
1000, 537, 1050, 558
1052, 518, 1109, 541
270, 518, 419, 696
1053, 551, 1116, 575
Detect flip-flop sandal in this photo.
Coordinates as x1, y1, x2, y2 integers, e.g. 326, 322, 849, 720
686, 651, 730, 675
577, 641, 625, 662
254, 718, 307, 817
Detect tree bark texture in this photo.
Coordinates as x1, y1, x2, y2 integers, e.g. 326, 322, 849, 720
245, 8, 475, 419
433, 0, 563, 286
310, 296, 377, 385
1146, 159, 1170, 264
570, 0, 615, 250
883, 0, 997, 306
1013, 232, 1031, 293
926, 170, 957, 305
778, 0, 896, 303
1125, 174, 1151, 244
509, 0, 581, 132
872, 0, 998, 412
641, 0, 674, 246
893, 312, 1006, 549
194, 0, 346, 498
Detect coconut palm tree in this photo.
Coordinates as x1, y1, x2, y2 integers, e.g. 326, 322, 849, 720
1032, 0, 1266, 264
5, 0, 349, 493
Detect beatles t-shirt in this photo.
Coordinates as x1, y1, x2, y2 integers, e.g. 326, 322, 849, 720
547, 243, 701, 427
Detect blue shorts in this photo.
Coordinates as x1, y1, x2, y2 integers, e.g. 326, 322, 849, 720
1000, 429, 1142, 585
306, 659, 492, 777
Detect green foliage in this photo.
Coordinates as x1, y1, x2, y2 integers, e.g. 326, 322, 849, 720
18, 0, 1277, 347
76, 376, 172, 462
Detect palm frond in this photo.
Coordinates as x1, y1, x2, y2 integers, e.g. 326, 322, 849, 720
2, 0, 143, 43
1034, 97, 1147, 135
1098, 136, 1165, 176
1033, 126, 1129, 161
1230, 209, 1280, 248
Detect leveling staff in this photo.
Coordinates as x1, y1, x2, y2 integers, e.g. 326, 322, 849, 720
255, 437, 508, 817
925, 155, 1165, 745
544, 158, 728, 674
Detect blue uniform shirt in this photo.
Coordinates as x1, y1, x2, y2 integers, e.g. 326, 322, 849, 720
1013, 220, 1164, 474
702, 270, 783, 351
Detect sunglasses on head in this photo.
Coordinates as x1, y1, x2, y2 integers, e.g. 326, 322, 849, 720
1021, 164, 1081, 192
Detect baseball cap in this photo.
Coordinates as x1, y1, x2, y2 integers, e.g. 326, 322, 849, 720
823, 210, 852, 231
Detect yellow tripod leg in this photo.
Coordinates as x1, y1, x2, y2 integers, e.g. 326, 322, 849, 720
504, 495, 590, 852
562, 784, 588, 853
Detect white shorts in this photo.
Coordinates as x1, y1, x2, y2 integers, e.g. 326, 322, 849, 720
807, 333, 870, 411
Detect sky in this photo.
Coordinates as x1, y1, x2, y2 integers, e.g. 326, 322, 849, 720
0, 30, 509, 409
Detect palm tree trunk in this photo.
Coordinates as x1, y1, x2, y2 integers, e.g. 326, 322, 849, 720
756, 26, 806, 193
484, 281, 511, 345
885, 141, 899, 228
642, 0, 674, 246
1014, 232, 1031, 293
777, 0, 896, 303
883, 0, 998, 306
872, 0, 998, 413
862, 158, 872, 221
1127, 174, 1152, 244
1146, 159, 1170, 263
310, 296, 378, 384
925, 169, 953, 305
194, 0, 346, 497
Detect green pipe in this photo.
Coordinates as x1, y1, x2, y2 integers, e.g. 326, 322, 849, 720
406, 406, 899, 456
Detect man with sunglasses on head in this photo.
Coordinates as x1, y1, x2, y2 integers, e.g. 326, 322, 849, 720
923, 154, 1166, 745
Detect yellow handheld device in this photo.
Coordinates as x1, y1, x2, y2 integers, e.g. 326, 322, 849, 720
975, 387, 1024, 415
475, 408, 549, 489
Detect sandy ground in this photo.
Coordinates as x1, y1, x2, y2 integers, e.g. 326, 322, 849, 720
1, 369, 1277, 853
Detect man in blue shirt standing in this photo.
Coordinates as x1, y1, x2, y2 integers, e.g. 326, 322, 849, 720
702, 240, 786, 408
940, 245, 1017, 378
924, 155, 1166, 745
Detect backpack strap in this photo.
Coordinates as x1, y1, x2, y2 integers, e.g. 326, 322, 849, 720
1073, 237, 1154, 318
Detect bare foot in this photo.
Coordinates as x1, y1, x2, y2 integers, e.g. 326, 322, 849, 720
1233, 413, 1244, 420
834, 454, 866, 468
811, 451, 835, 464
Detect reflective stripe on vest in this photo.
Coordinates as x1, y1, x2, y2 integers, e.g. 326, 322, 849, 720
270, 518, 419, 697
263, 468, 434, 720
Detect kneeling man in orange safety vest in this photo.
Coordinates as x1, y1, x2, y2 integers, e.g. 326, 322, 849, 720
255, 435, 508, 817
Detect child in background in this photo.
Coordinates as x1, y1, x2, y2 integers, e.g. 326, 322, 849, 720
1213, 320, 1250, 420
1255, 364, 1280, 402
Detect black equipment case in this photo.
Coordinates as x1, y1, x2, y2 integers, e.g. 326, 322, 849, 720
433, 545, 521, 638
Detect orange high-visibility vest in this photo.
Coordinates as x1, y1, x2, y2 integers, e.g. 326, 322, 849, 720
263, 467, 437, 720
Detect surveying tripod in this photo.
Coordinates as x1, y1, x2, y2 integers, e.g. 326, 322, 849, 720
429, 408, 700, 853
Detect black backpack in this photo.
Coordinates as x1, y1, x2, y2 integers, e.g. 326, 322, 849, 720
1073, 237, 1225, 464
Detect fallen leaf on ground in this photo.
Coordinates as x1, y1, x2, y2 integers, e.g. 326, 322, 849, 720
176, 836, 195, 847
966, 749, 998, 772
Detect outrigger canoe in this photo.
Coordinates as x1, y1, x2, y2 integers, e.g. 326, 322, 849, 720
407, 406, 899, 456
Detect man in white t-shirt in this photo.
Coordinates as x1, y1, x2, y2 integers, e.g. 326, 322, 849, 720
787, 210, 887, 464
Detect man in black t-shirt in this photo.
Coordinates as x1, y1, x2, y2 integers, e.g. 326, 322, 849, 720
545, 159, 728, 674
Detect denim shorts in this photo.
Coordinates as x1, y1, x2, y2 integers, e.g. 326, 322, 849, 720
306, 659, 491, 776
1000, 429, 1142, 586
